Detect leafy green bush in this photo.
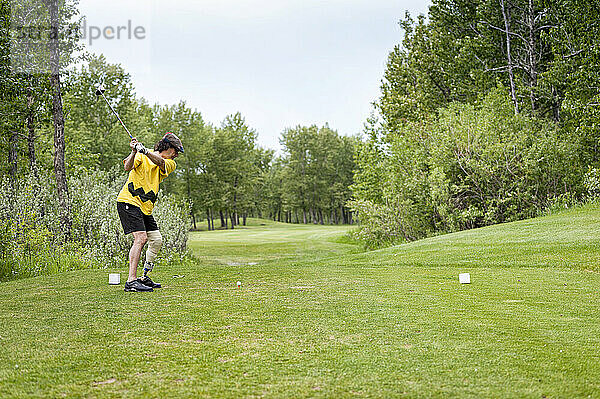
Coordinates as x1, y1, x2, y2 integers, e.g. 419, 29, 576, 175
584, 167, 600, 200
0, 216, 93, 281
427, 90, 582, 228
351, 89, 584, 249
348, 199, 426, 250
0, 169, 190, 282
152, 195, 191, 259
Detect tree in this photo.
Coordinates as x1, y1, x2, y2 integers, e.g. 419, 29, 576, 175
0, 2, 53, 185
280, 125, 356, 225
280, 126, 313, 223
4, 0, 81, 235
193, 113, 260, 229
219, 113, 259, 228
543, 0, 600, 164
46, 0, 72, 235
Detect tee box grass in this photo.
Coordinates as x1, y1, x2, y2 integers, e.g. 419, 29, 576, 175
1, 207, 600, 397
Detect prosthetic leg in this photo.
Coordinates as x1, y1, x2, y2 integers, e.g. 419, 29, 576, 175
140, 230, 163, 288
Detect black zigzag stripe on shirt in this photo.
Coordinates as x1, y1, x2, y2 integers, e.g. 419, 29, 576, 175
128, 182, 158, 203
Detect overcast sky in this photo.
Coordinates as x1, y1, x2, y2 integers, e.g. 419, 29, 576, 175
78, 0, 431, 151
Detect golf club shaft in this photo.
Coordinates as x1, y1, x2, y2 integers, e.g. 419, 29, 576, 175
99, 91, 133, 139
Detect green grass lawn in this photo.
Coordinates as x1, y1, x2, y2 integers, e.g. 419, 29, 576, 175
1, 208, 600, 397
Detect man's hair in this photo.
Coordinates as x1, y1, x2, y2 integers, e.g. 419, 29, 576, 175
154, 133, 184, 153
154, 138, 177, 153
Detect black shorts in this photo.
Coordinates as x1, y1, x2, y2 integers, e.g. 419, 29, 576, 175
117, 202, 159, 234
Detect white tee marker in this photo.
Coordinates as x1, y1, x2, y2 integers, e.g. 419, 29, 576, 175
459, 273, 471, 284
109, 273, 120, 285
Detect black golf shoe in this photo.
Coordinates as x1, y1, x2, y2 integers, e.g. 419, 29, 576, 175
124, 279, 154, 292
139, 275, 162, 289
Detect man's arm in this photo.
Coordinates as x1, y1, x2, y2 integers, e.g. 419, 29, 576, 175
145, 151, 166, 173
123, 138, 138, 171
134, 141, 167, 173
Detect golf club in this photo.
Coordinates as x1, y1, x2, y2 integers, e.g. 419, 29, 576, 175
95, 84, 133, 139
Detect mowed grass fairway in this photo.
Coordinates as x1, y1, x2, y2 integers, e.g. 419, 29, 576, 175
2, 208, 600, 398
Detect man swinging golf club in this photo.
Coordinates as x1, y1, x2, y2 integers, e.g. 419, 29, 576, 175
116, 133, 184, 292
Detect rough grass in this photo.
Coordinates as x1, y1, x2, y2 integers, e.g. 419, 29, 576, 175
1, 208, 600, 397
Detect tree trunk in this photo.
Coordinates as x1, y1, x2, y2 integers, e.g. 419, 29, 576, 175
302, 209, 307, 224
206, 209, 211, 231
9, 132, 18, 190
526, 0, 537, 111
500, 0, 519, 114
243, 212, 247, 226
220, 210, 226, 228
319, 209, 324, 225
231, 176, 238, 227
47, 0, 71, 237
225, 210, 232, 229
26, 84, 38, 177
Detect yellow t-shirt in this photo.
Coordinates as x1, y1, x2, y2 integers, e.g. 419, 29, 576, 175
117, 152, 176, 215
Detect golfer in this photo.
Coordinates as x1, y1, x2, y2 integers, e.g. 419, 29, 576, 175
116, 133, 184, 292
